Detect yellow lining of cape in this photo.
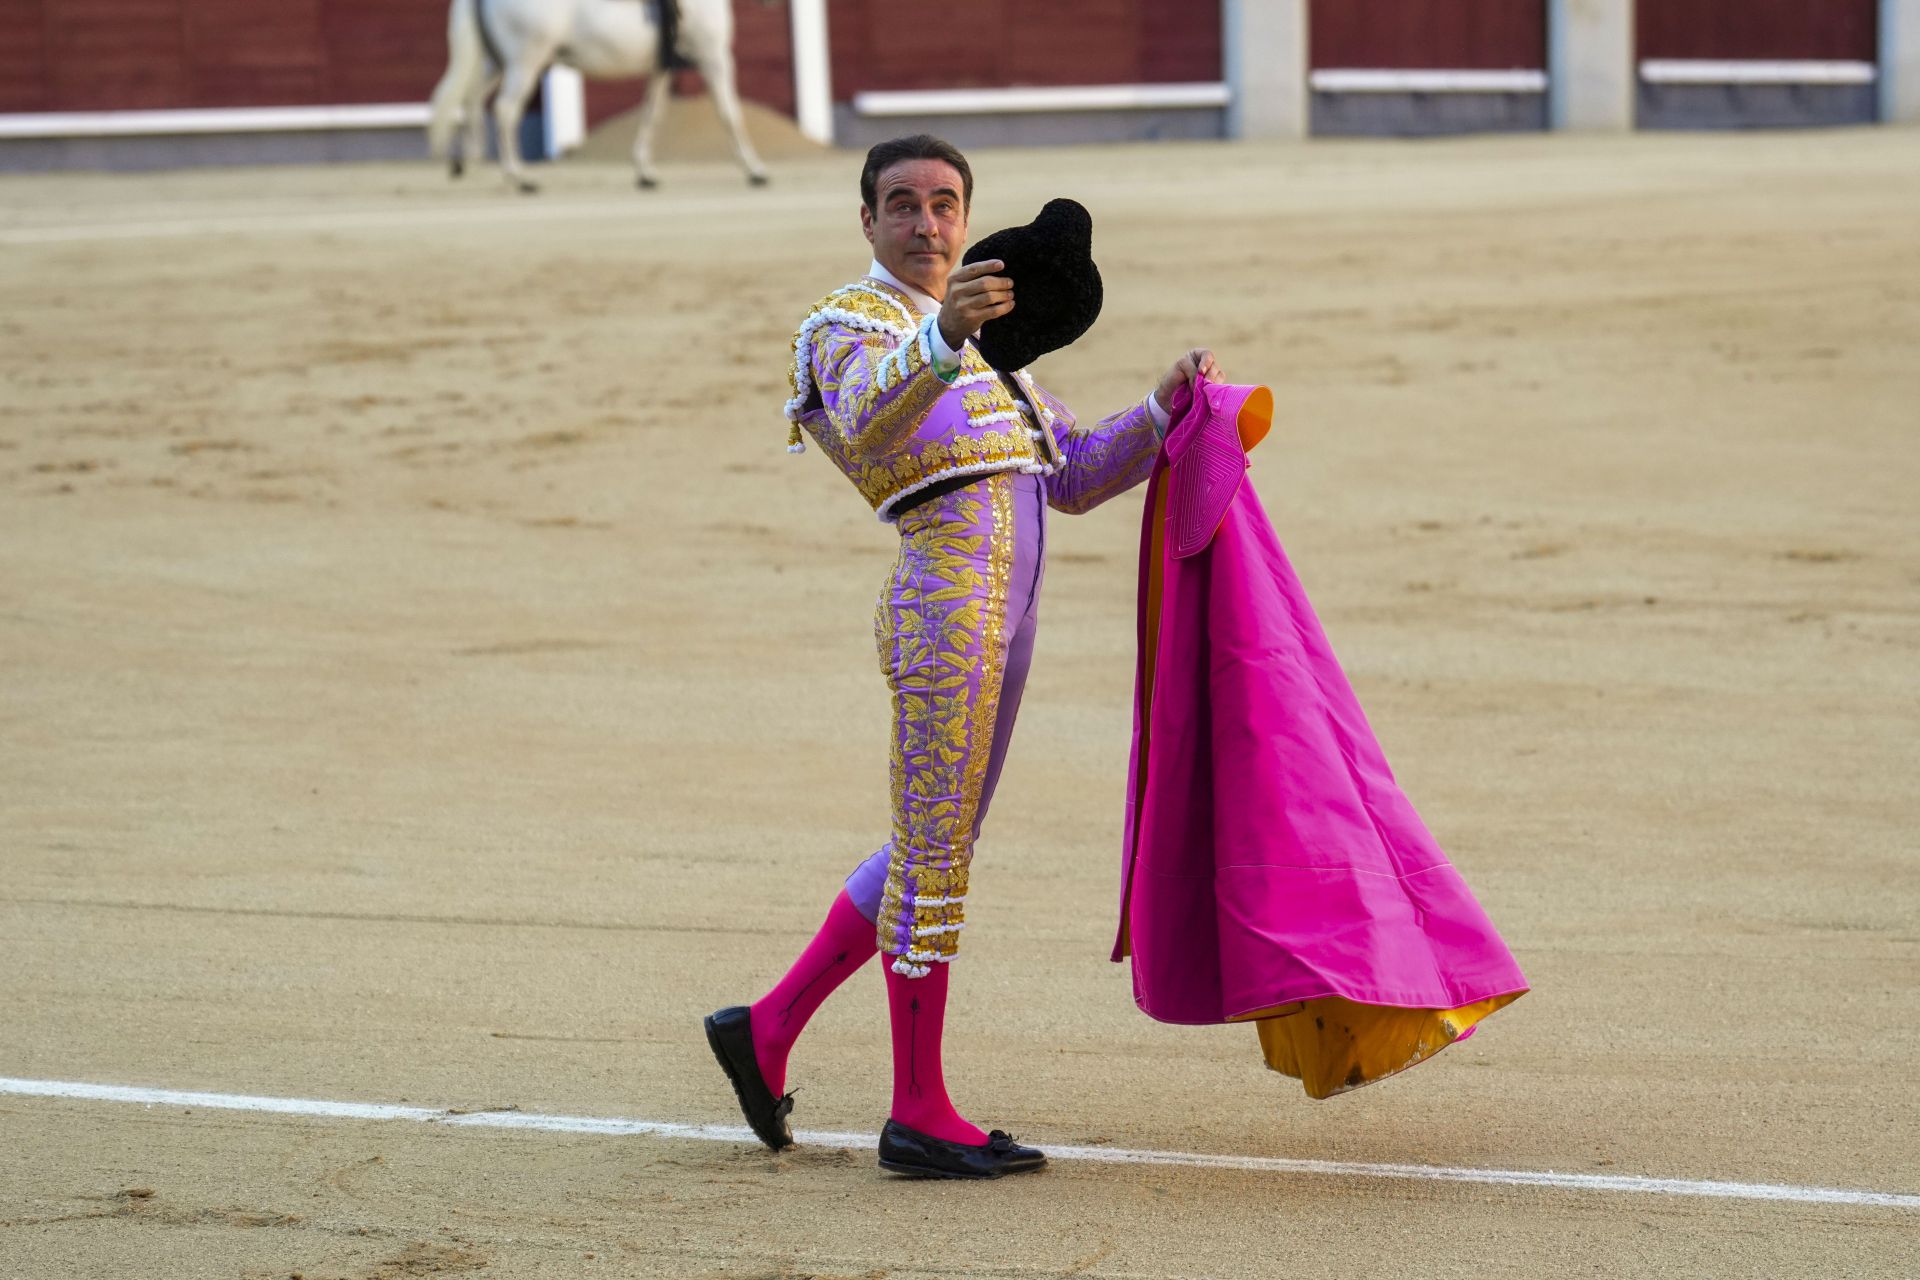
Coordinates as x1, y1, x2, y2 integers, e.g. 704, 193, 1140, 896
1241, 992, 1524, 1099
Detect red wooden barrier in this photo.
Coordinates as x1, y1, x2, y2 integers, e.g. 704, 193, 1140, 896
824, 0, 1220, 97
1, 0, 1222, 125
1309, 0, 1545, 70
1, 0, 448, 113
42, 0, 193, 111
1637, 0, 1877, 63
0, 0, 47, 112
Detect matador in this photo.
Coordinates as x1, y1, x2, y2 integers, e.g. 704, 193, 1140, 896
705, 134, 1219, 1180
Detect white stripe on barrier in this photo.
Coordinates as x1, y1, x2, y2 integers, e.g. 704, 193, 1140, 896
852, 83, 1230, 117
1309, 69, 1549, 94
0, 103, 433, 139
1639, 60, 1879, 86
2, 1076, 1915, 1209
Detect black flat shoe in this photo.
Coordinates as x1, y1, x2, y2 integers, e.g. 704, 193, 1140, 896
876, 1119, 1047, 1180
703, 1005, 794, 1151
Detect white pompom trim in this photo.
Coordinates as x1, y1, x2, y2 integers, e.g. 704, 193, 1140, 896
783, 304, 914, 425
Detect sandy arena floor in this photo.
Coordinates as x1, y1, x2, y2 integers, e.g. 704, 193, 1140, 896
2, 126, 1917, 1278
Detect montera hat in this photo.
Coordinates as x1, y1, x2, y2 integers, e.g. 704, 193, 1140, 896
961, 197, 1102, 373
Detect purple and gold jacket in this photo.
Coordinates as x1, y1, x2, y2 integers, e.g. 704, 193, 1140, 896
783, 275, 1162, 520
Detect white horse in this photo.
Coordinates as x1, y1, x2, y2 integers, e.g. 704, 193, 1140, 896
427, 0, 770, 192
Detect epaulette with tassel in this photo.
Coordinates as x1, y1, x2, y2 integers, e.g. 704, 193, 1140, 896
782, 282, 920, 458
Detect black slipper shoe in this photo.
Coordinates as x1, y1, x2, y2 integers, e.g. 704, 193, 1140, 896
703, 1005, 794, 1151
876, 1118, 1047, 1179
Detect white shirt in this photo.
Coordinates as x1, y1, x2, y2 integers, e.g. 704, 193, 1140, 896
865, 257, 1170, 433
866, 257, 963, 370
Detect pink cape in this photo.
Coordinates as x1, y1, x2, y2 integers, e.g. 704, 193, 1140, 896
1113, 378, 1527, 1097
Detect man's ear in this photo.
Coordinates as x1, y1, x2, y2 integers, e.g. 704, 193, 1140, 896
860, 204, 875, 245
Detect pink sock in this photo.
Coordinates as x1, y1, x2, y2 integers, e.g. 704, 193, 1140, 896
885, 960, 989, 1146
748, 890, 876, 1096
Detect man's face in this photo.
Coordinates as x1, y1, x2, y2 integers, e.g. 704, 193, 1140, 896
861, 159, 969, 301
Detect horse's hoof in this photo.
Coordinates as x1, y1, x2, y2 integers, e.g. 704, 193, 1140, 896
637, 174, 660, 190
748, 172, 771, 188
516, 181, 540, 196
449, 157, 464, 179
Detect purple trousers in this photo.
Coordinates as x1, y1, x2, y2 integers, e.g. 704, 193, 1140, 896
844, 470, 1048, 976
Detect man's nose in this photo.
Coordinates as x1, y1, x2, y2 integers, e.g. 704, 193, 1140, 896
914, 206, 940, 238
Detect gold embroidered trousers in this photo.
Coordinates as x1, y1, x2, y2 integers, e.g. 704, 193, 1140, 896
851, 470, 1046, 977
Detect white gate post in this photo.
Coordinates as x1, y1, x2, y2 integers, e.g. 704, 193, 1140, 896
541, 65, 586, 157
1548, 0, 1635, 129
1885, 0, 1920, 121
790, 0, 834, 145
1224, 0, 1308, 139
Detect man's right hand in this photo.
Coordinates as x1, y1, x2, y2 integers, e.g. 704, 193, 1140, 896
938, 259, 1014, 351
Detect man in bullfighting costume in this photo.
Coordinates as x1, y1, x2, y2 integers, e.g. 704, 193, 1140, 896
704, 134, 1219, 1180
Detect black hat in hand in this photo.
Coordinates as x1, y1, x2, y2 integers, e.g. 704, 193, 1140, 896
961, 197, 1103, 373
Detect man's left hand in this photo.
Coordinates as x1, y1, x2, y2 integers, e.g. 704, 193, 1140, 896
1153, 348, 1222, 415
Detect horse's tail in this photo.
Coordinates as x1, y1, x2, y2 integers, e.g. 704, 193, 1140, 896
657, 0, 694, 72
427, 0, 489, 159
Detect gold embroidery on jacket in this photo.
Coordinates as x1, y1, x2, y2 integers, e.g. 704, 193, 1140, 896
1050, 402, 1162, 515
788, 282, 1049, 519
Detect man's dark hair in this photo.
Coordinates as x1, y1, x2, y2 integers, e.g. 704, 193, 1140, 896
860, 134, 973, 213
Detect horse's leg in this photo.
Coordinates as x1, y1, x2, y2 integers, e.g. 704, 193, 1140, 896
456, 72, 497, 176
631, 71, 674, 190
699, 47, 770, 187
428, 67, 465, 175
447, 90, 474, 178
428, 0, 487, 177
492, 57, 545, 194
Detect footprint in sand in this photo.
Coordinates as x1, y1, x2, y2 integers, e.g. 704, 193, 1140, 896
170, 439, 253, 457
515, 429, 588, 450
520, 515, 611, 530
453, 639, 609, 657
359, 1240, 490, 1277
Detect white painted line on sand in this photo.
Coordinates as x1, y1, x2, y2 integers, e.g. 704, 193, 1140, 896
4, 1076, 1915, 1209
